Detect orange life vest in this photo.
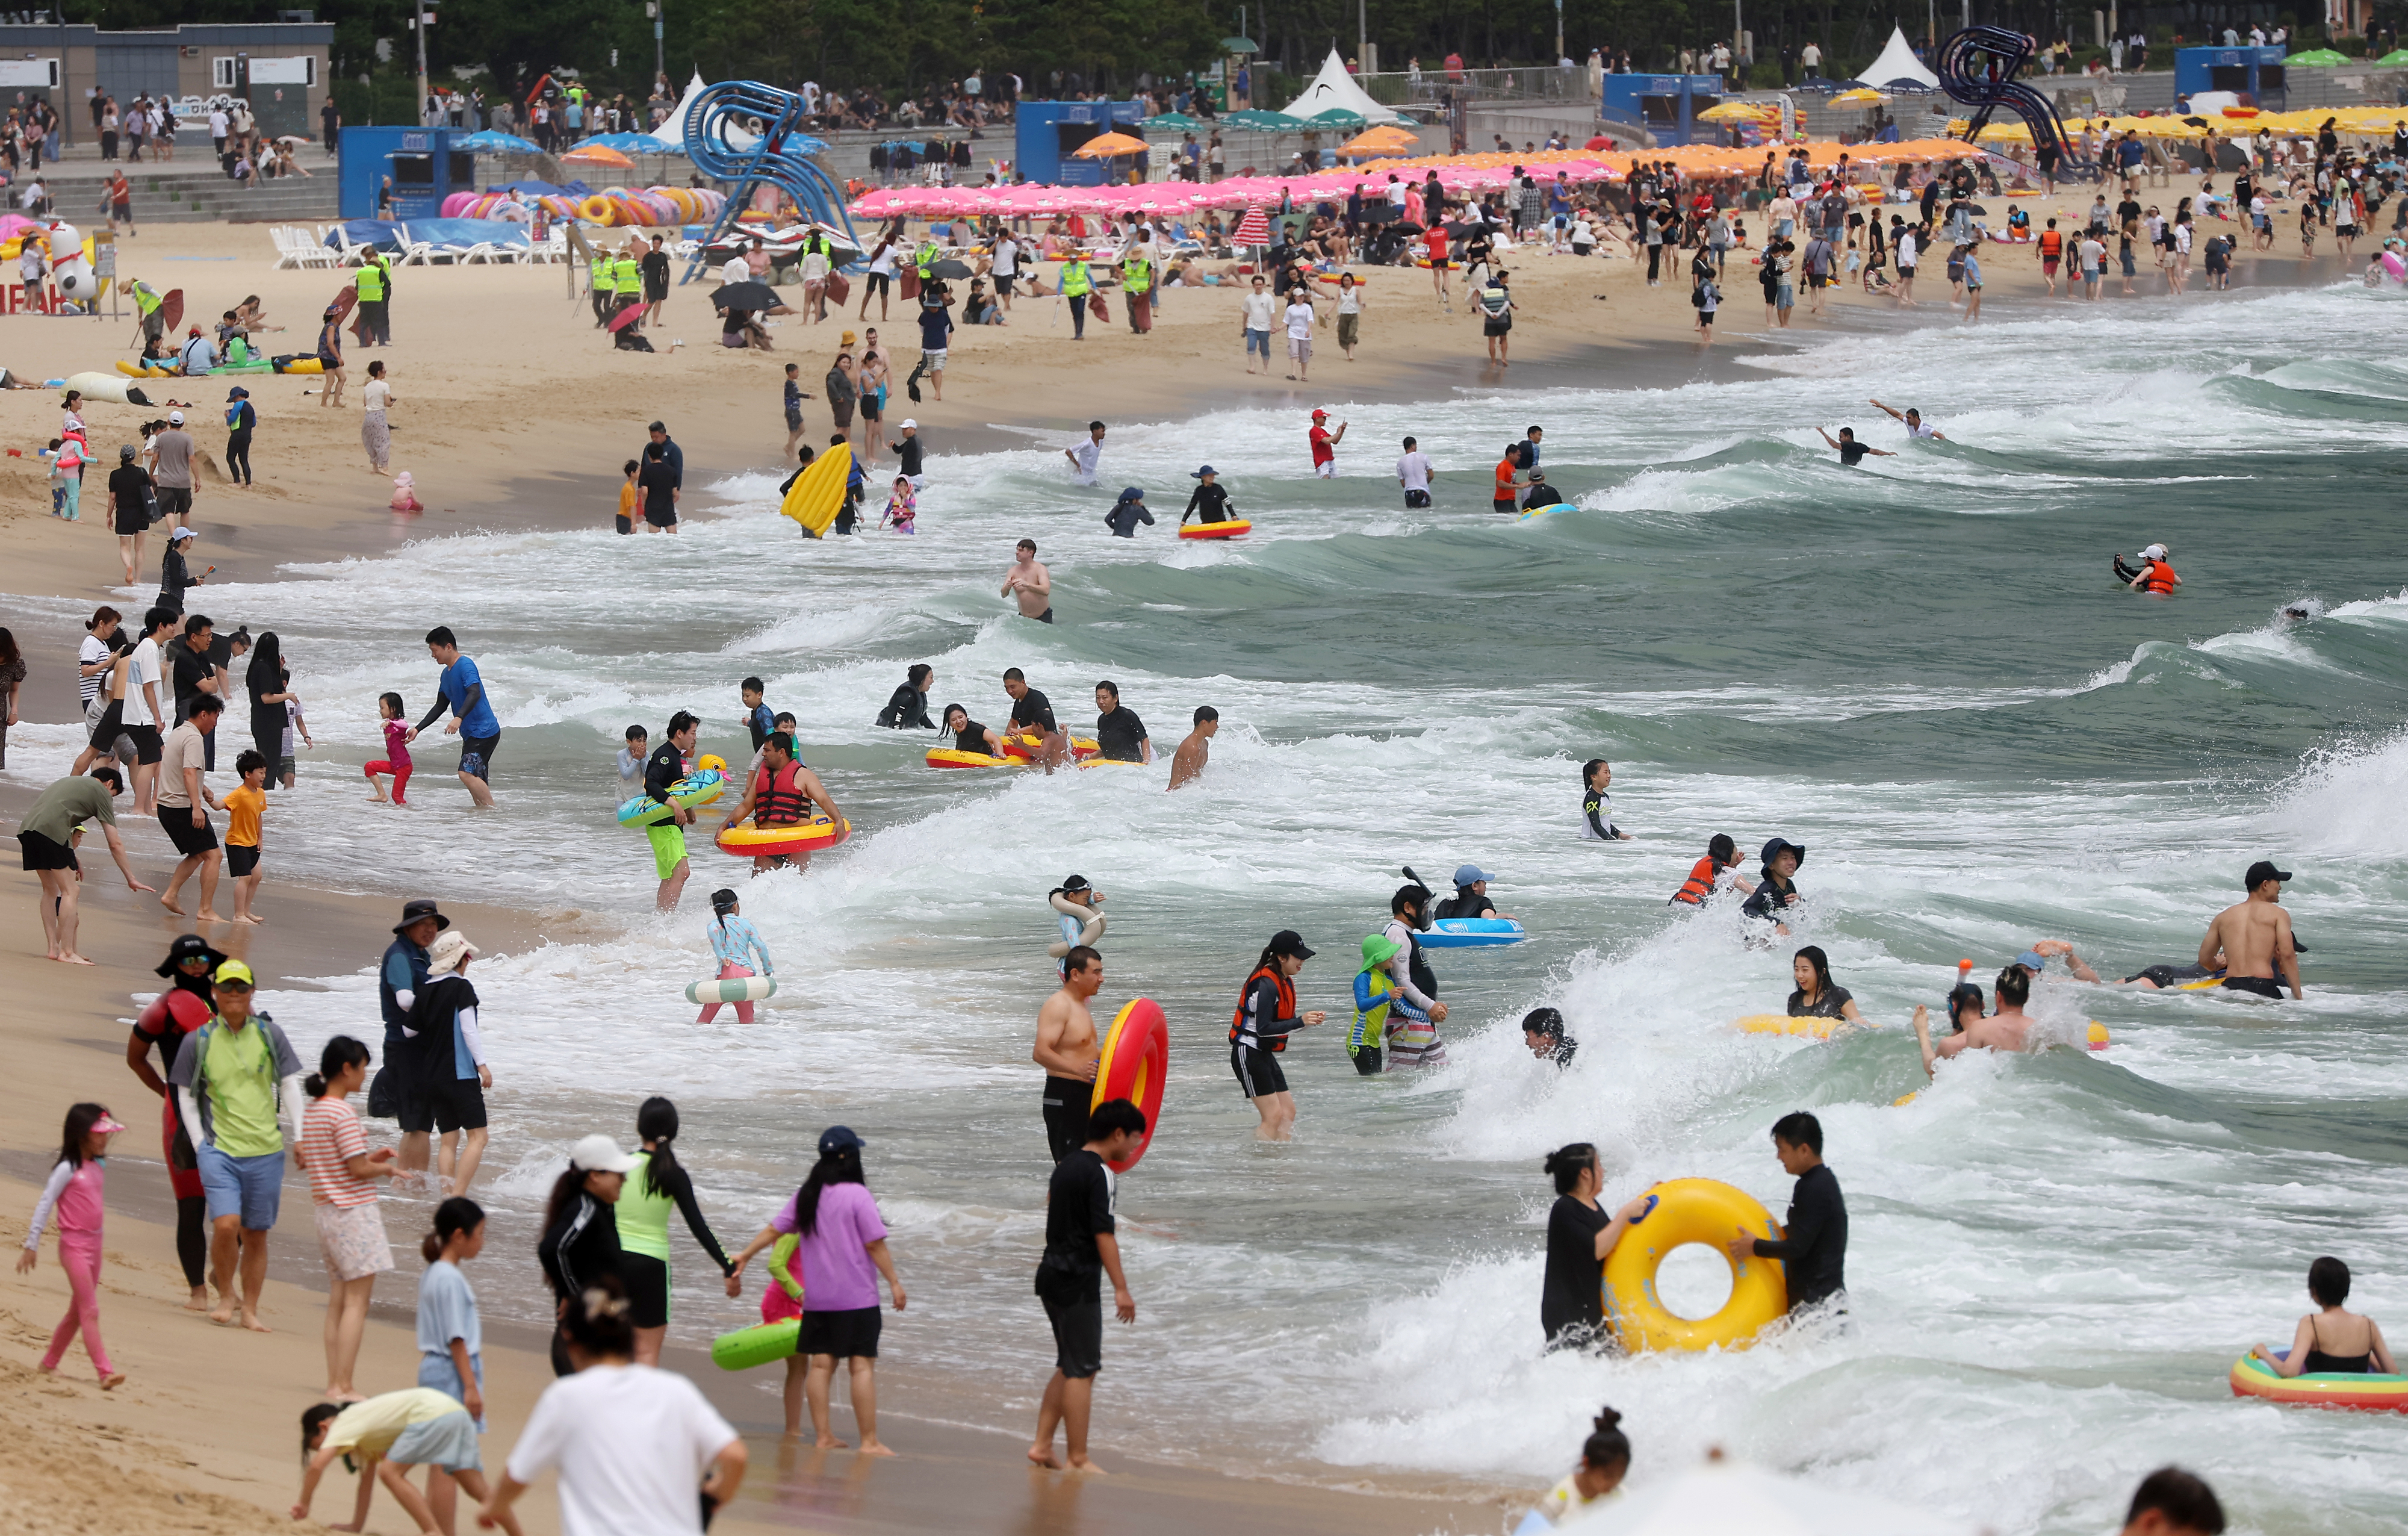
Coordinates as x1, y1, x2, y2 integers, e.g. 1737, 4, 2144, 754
1229, 964, 1299, 1053
2039, 229, 2064, 259
1670, 855, 1721, 906
2143, 559, 2177, 594
750, 760, 811, 826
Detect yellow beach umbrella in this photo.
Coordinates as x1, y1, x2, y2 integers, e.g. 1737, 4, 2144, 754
1072, 132, 1149, 158
1339, 125, 1420, 156
1831, 88, 1890, 105
780, 443, 852, 538
1697, 101, 1776, 122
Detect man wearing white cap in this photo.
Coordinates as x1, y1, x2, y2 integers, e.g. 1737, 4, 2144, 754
151, 410, 196, 530
895, 419, 926, 488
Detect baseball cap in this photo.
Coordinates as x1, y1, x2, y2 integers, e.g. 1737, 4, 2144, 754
213, 959, 255, 987
156, 933, 226, 977
899, 418, 917, 429
818, 1125, 866, 1156
1311, 408, 1328, 419
2244, 860, 2292, 890
2015, 949, 2049, 972
1269, 929, 1316, 960
169, 527, 196, 543
1453, 864, 1495, 887
167, 410, 184, 425
568, 1134, 639, 1174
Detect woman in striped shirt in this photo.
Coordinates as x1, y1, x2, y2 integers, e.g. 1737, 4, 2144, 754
300, 1035, 407, 1402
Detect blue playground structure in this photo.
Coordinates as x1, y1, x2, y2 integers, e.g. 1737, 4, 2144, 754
1935, 26, 2100, 181
678, 79, 866, 285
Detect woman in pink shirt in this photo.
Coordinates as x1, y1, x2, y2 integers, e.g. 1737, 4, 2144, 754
730, 1125, 906, 1450
18, 1103, 129, 1389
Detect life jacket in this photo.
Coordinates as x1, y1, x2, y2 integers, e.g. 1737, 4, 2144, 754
1670, 854, 1721, 906
1060, 260, 1092, 297
2038, 228, 2064, 259
613, 255, 643, 294
751, 760, 811, 826
2142, 558, 2177, 594
589, 255, 610, 287
1123, 253, 1152, 294
1229, 963, 1298, 1053
132, 282, 162, 317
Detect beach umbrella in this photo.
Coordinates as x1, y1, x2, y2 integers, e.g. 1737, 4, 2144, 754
561, 143, 635, 167
606, 301, 648, 334
1232, 208, 1271, 244
2285, 48, 2350, 64
1698, 101, 1777, 121
710, 279, 780, 311
457, 130, 543, 154
926, 258, 975, 279
1073, 132, 1149, 158
1224, 109, 1308, 131
1830, 87, 1890, 105
1144, 112, 1207, 131
1302, 107, 1370, 129
1341, 125, 1420, 155
2375, 48, 2408, 64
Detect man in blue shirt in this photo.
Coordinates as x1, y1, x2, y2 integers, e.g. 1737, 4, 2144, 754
408, 626, 500, 807
379, 897, 444, 1168
914, 292, 954, 404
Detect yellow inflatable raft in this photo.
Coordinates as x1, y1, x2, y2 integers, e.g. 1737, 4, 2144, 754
926, 747, 1023, 770
1734, 1013, 1861, 1040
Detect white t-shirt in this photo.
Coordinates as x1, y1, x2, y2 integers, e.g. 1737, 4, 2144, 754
1241, 290, 1277, 331
719, 257, 746, 284
1397, 451, 1433, 492
1069, 438, 1102, 484
125, 637, 164, 728
1283, 300, 1315, 340
505, 1364, 737, 1536
992, 237, 1017, 276
363, 380, 392, 412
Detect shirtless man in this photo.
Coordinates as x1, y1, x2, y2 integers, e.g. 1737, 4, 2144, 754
1911, 965, 2038, 1075
1002, 538, 1054, 624
1167, 705, 1218, 791
1034, 945, 1104, 1163
2199, 861, 2301, 1000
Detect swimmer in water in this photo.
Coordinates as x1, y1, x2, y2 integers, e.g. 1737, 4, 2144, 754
940, 703, 1008, 760
1816, 425, 1894, 466
1047, 875, 1105, 974
1229, 930, 1327, 1139
1580, 759, 1633, 841
2197, 860, 2302, 1000
1740, 838, 1804, 936
1912, 964, 2040, 1071
1867, 398, 1947, 441
1668, 833, 1755, 906
1518, 1407, 1630, 1529
1434, 863, 1517, 921
2114, 543, 2179, 596
1002, 668, 1069, 773
1907, 979, 1988, 1079
2249, 1255, 2396, 1378
1167, 705, 1217, 791
1787, 945, 1870, 1027
1521, 1007, 1576, 1066
1032, 946, 1103, 1163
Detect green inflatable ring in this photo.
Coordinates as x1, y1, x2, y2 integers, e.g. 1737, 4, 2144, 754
710, 1317, 799, 1371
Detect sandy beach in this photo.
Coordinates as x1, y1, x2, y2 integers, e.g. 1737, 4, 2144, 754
2, 193, 2388, 1536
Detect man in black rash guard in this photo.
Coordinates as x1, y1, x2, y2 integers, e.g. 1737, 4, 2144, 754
1003, 667, 1068, 771
1091, 682, 1152, 763
1727, 1110, 1846, 1316
877, 664, 936, 729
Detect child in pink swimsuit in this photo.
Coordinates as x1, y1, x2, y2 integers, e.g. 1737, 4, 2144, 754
19, 1103, 129, 1389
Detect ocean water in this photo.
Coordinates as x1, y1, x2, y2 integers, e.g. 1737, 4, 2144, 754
13, 284, 2408, 1532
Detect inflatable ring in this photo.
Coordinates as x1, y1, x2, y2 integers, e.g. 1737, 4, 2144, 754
1177, 520, 1252, 539
2230, 1350, 2408, 1411
715, 812, 849, 858
686, 975, 778, 1006
1420, 918, 1527, 948
926, 747, 1023, 770
1001, 732, 1101, 762
1734, 1013, 1855, 1040
1602, 1177, 1789, 1353
578, 193, 617, 224
1089, 997, 1168, 1172
711, 1317, 799, 1371
616, 769, 725, 827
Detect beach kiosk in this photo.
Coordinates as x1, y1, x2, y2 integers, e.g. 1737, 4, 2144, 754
1014, 99, 1146, 185
338, 126, 473, 219
1599, 75, 1727, 146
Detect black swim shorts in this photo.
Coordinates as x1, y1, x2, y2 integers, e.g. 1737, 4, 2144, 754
458, 733, 498, 781
2221, 975, 2286, 1000
1043, 1293, 1104, 1378
158, 806, 219, 857
1041, 1076, 1090, 1164
1230, 1042, 1288, 1099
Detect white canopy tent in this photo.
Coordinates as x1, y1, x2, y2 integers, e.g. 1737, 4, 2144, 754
1861, 26, 1942, 89
1281, 49, 1402, 123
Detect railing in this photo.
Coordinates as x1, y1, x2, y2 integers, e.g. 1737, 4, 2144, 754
1351, 66, 1597, 107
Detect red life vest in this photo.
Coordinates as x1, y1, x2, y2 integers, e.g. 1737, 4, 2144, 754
750, 760, 811, 827
1671, 855, 1721, 906
2143, 559, 2177, 594
1229, 964, 1299, 1053
2039, 228, 2064, 260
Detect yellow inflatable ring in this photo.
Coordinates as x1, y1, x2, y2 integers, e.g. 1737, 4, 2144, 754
925, 747, 1022, 770
715, 812, 849, 858
578, 193, 617, 224
1001, 731, 1100, 762
1734, 1013, 1857, 1040
1602, 1177, 1789, 1353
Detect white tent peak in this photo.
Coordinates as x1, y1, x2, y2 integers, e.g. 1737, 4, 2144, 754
1863, 26, 1941, 89
1281, 49, 1401, 123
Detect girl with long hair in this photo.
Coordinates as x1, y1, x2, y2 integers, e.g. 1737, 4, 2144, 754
616, 1096, 738, 1366
17, 1102, 129, 1388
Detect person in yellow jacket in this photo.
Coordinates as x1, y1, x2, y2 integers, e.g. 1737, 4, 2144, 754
1121, 243, 1155, 334
612, 243, 645, 321
1058, 252, 1093, 341
589, 246, 615, 327
124, 278, 167, 347
353, 253, 393, 346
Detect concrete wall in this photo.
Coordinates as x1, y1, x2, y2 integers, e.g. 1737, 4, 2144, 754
0, 23, 331, 146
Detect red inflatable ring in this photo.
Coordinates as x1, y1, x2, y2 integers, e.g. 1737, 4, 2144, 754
1089, 997, 1168, 1171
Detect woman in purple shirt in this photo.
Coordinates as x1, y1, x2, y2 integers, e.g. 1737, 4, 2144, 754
730, 1125, 906, 1451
